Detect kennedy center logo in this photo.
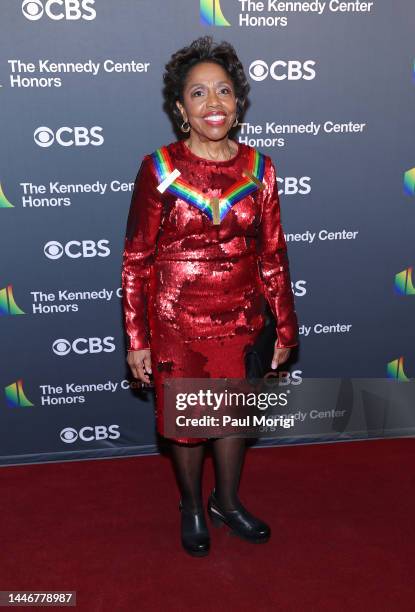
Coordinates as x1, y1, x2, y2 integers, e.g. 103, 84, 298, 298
404, 168, 415, 196
0, 285, 25, 315
395, 267, 415, 296
5, 379, 34, 407
387, 357, 411, 381
200, 0, 231, 26
0, 183, 14, 208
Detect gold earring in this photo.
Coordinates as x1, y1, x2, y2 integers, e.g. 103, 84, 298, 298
181, 120, 190, 133
232, 116, 239, 128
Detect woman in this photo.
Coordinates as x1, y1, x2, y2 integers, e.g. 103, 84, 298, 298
121, 36, 298, 557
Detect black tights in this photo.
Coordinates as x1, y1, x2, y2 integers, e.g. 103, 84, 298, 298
170, 437, 246, 511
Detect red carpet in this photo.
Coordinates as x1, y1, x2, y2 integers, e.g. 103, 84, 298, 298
1, 438, 414, 611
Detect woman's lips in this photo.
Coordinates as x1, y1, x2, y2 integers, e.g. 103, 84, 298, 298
203, 114, 227, 127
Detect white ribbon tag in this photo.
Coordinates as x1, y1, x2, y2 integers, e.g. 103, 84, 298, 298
157, 168, 181, 193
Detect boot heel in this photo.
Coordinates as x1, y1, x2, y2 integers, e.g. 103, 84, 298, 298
208, 507, 223, 528
207, 490, 271, 544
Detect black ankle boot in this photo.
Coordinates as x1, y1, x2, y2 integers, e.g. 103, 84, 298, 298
179, 500, 210, 557
207, 489, 271, 544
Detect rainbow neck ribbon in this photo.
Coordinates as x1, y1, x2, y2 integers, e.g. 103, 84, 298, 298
151, 145, 265, 224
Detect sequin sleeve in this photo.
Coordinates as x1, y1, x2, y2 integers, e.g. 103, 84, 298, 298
256, 156, 299, 349
121, 154, 164, 351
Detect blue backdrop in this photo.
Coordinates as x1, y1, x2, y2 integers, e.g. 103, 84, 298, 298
1, 0, 414, 464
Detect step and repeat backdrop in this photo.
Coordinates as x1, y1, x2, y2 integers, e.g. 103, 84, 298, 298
1, 0, 414, 464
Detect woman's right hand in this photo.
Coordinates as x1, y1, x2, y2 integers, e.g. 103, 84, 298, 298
127, 349, 152, 384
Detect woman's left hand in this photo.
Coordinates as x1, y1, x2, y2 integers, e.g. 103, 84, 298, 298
271, 346, 291, 369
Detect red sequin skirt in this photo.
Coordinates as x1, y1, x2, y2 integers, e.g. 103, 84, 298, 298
147, 250, 266, 443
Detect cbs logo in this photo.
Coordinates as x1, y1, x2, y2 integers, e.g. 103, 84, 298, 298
22, 0, 96, 21
291, 280, 307, 297
34, 126, 104, 147
52, 337, 116, 356
249, 60, 316, 82
44, 240, 110, 259
264, 370, 303, 387
277, 177, 311, 196
60, 425, 120, 444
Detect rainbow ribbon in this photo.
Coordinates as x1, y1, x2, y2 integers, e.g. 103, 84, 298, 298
151, 145, 265, 225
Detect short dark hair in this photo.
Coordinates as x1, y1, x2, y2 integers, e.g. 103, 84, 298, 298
162, 35, 250, 130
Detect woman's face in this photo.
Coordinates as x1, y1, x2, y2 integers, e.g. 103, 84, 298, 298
176, 61, 238, 141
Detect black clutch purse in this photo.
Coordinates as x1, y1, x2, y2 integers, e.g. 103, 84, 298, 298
244, 309, 277, 380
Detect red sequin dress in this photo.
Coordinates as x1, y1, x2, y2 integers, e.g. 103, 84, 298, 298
122, 139, 298, 443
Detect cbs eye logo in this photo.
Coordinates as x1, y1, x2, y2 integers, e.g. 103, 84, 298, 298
60, 425, 120, 444
34, 126, 104, 148
52, 337, 116, 356
60, 427, 79, 443
44, 241, 63, 259
22, 0, 96, 21
249, 60, 316, 81
44, 240, 110, 259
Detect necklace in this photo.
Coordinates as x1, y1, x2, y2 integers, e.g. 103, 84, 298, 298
185, 139, 236, 162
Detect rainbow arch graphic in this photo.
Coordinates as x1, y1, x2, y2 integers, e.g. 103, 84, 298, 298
395, 267, 415, 295
0, 183, 14, 208
200, 0, 231, 26
0, 285, 25, 315
404, 168, 415, 195
387, 357, 410, 381
5, 379, 34, 407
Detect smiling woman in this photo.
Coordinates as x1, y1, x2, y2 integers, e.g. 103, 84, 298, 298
121, 35, 298, 557
163, 39, 249, 161
177, 64, 237, 133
